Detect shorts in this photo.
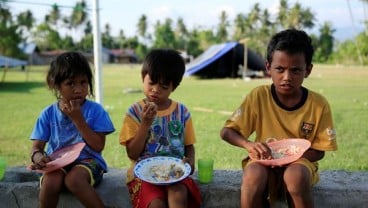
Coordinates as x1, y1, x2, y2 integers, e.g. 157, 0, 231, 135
40, 158, 104, 187
243, 157, 319, 205
243, 157, 319, 185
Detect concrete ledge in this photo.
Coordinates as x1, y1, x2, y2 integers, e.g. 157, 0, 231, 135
1, 167, 367, 208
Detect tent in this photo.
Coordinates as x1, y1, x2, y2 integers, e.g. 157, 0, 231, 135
185, 42, 265, 78
0, 55, 28, 82
0, 55, 27, 68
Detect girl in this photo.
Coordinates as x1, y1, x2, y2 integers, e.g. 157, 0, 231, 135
29, 51, 115, 208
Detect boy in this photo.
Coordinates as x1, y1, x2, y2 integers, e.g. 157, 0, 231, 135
119, 49, 201, 208
220, 29, 337, 207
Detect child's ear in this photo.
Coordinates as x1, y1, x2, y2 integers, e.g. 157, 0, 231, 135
265, 61, 271, 75
305, 64, 313, 78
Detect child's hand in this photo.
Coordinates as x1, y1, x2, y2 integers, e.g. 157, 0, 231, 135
142, 102, 157, 125
248, 142, 272, 160
182, 156, 195, 174
59, 99, 83, 121
30, 151, 52, 170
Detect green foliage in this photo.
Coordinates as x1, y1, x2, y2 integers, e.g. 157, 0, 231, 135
331, 32, 368, 65
1, 64, 368, 171
31, 23, 63, 50
152, 18, 176, 49
1, 0, 367, 65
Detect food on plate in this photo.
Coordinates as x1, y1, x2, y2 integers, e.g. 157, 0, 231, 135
271, 145, 301, 159
150, 163, 184, 182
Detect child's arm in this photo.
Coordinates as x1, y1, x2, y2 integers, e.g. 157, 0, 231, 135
220, 127, 272, 159
29, 140, 51, 170
61, 99, 106, 152
126, 102, 157, 160
302, 148, 325, 162
184, 144, 195, 174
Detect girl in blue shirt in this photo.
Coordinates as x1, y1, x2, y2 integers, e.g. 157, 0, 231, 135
29, 52, 115, 208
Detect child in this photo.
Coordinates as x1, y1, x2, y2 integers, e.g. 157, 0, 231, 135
119, 49, 202, 208
29, 51, 115, 208
220, 29, 337, 207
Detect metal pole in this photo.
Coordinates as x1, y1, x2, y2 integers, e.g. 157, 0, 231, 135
92, 0, 103, 104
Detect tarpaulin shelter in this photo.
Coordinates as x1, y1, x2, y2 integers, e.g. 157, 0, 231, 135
0, 55, 28, 82
0, 55, 27, 68
185, 42, 265, 78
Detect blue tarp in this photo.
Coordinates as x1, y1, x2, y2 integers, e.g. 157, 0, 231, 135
185, 42, 238, 76
185, 42, 264, 78
0, 55, 27, 67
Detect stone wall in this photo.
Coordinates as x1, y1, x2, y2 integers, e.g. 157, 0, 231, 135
1, 167, 367, 208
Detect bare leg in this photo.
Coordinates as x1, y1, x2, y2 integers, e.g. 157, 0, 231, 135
148, 199, 166, 208
64, 166, 104, 208
167, 183, 188, 208
241, 163, 269, 208
39, 170, 64, 208
284, 164, 314, 208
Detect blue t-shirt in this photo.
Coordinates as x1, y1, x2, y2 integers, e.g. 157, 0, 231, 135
30, 99, 115, 171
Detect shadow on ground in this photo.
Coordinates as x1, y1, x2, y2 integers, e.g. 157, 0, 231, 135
0, 81, 45, 93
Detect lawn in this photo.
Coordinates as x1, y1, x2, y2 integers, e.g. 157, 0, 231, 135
0, 64, 367, 171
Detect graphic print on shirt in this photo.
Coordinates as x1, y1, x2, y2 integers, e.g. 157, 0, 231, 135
146, 118, 184, 157
300, 121, 314, 139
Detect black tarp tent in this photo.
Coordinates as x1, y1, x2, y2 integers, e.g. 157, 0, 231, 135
185, 42, 265, 78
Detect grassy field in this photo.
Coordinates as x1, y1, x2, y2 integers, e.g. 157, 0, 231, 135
1, 64, 368, 171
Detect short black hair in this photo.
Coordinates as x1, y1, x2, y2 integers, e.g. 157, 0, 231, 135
141, 49, 185, 90
266, 29, 314, 66
46, 51, 94, 97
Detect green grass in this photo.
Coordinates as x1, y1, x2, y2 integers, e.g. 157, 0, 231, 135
1, 64, 368, 171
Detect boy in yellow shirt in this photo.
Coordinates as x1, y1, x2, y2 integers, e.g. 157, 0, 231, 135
220, 29, 337, 207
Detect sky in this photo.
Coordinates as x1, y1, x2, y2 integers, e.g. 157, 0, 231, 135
7, 0, 368, 41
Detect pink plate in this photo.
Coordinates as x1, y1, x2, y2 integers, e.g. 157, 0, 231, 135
250, 139, 311, 166
29, 142, 86, 173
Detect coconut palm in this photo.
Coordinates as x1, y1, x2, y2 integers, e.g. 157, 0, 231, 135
217, 10, 229, 42
69, 0, 88, 29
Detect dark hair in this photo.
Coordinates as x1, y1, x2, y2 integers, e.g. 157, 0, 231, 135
266, 29, 314, 66
141, 49, 185, 90
46, 51, 94, 98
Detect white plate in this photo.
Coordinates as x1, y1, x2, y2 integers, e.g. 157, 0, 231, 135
134, 156, 191, 185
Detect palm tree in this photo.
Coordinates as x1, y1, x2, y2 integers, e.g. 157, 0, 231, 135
217, 10, 229, 42
70, 0, 88, 29
45, 3, 60, 25
137, 14, 147, 38
347, 0, 363, 64
16, 10, 35, 42
175, 17, 189, 50
277, 0, 289, 28
276, 0, 314, 30
233, 13, 246, 41
314, 22, 335, 62
359, 0, 368, 35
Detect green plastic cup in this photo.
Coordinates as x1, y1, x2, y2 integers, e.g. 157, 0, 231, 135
0, 157, 7, 181
198, 158, 214, 184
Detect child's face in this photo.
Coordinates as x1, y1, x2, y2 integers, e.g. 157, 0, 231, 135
266, 50, 312, 97
58, 75, 89, 105
143, 74, 173, 105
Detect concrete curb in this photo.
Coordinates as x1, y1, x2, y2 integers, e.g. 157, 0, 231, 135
1, 167, 367, 208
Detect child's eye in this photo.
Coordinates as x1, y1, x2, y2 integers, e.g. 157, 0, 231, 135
291, 68, 303, 74
160, 85, 169, 90
65, 81, 74, 86
275, 67, 284, 72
